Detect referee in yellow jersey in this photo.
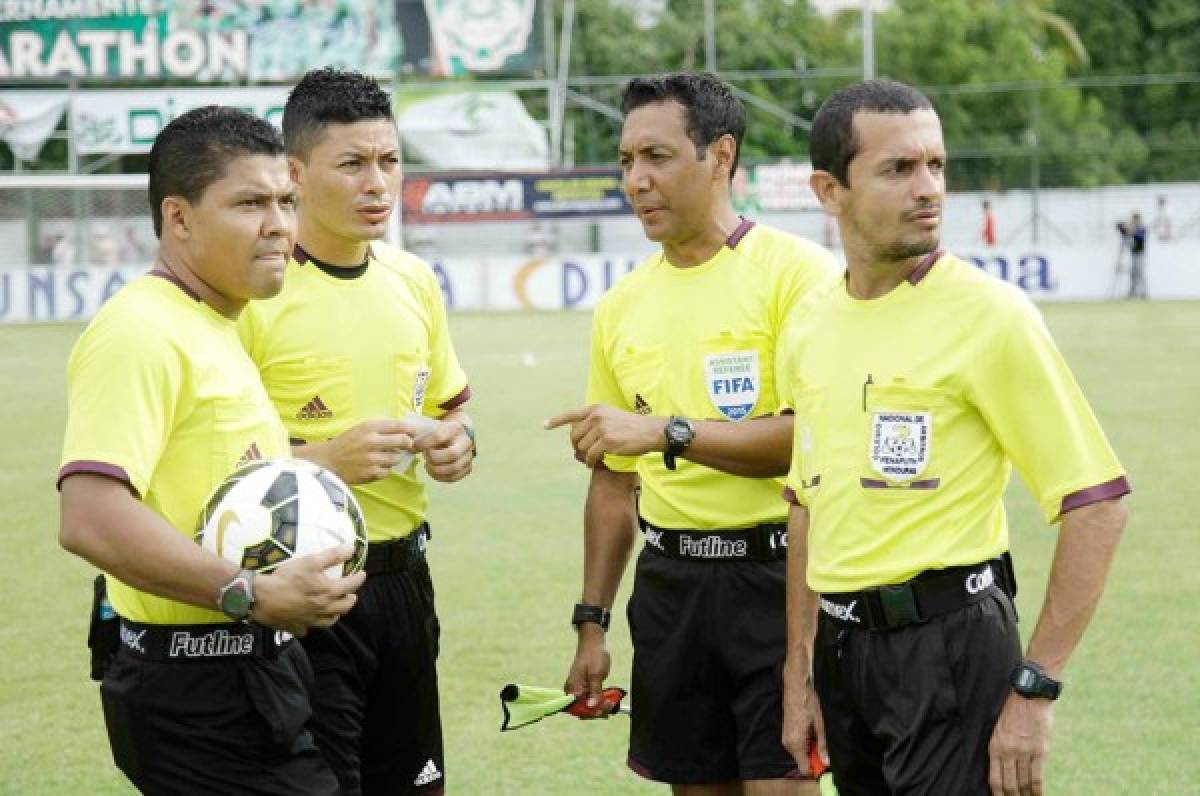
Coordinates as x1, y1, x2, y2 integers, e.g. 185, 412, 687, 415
547, 73, 836, 794
58, 107, 364, 794
779, 80, 1130, 796
239, 68, 474, 796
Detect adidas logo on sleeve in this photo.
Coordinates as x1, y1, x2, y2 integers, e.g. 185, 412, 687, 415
296, 395, 334, 420
414, 759, 442, 786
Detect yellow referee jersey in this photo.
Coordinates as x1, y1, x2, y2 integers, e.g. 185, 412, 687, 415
239, 243, 469, 542
781, 253, 1130, 593
59, 273, 289, 625
588, 221, 838, 530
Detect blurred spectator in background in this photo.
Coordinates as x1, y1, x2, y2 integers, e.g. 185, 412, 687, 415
119, 225, 151, 264
1152, 195, 1172, 242
1128, 212, 1148, 299
523, 220, 557, 256
52, 233, 77, 267
982, 198, 997, 247
91, 225, 119, 265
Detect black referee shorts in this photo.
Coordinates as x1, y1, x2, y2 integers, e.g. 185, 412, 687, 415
625, 548, 802, 784
100, 636, 338, 795
301, 540, 444, 796
814, 588, 1022, 796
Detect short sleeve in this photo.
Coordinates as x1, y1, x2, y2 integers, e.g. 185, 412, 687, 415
971, 297, 1128, 522
772, 242, 838, 339
585, 302, 639, 473
418, 263, 470, 414
59, 317, 182, 497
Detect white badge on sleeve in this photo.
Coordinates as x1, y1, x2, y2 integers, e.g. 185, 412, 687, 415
704, 350, 760, 421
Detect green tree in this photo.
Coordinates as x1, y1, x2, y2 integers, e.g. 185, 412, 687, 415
1055, 0, 1200, 182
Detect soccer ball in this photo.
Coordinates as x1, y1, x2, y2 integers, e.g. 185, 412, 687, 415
196, 459, 367, 576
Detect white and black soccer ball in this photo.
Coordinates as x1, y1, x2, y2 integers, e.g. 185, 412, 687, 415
196, 459, 367, 576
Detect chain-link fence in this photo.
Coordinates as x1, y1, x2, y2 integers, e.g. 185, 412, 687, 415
0, 178, 154, 267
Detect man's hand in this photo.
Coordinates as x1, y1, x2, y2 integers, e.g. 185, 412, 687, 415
411, 417, 474, 483
563, 624, 612, 710
252, 545, 366, 636
297, 418, 415, 485
782, 654, 827, 776
545, 405, 663, 467
988, 693, 1055, 796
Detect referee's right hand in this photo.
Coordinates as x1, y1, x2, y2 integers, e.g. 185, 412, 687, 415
252, 545, 366, 636
296, 418, 416, 485
564, 625, 611, 710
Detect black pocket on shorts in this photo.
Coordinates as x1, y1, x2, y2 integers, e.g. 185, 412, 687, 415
100, 655, 143, 783
240, 648, 313, 752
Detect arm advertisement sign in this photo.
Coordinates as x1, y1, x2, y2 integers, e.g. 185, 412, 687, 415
402, 171, 632, 223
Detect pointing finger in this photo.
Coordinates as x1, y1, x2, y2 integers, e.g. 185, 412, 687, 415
544, 407, 590, 430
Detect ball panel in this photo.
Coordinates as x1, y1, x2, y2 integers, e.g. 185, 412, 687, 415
195, 459, 369, 576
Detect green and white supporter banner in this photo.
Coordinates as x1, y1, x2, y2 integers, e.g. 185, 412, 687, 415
421, 0, 540, 76
0, 0, 402, 82
0, 90, 68, 161
70, 87, 287, 155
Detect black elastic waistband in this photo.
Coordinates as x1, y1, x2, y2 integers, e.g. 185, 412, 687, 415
364, 522, 431, 575
638, 517, 788, 562
118, 619, 291, 662
818, 553, 1015, 631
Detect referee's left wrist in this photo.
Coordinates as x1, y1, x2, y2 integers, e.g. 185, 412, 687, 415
647, 415, 668, 452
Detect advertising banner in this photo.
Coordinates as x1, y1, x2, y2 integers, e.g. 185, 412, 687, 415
396, 91, 548, 170
0, 0, 401, 82
402, 170, 630, 223
3, 244, 1197, 324
71, 87, 287, 155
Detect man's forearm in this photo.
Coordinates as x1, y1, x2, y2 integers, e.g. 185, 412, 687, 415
684, 414, 794, 477
785, 503, 819, 666
1024, 497, 1127, 677
580, 468, 639, 609
60, 475, 238, 611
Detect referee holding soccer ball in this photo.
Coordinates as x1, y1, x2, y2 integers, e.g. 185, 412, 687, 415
57, 107, 362, 794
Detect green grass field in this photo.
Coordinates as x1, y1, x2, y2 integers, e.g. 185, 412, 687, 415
2, 303, 1197, 795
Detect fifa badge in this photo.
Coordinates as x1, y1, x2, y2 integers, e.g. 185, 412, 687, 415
704, 350, 760, 421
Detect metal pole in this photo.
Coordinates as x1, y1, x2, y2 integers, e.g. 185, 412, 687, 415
1031, 91, 1042, 246
704, 0, 717, 73
552, 0, 576, 167
862, 0, 875, 80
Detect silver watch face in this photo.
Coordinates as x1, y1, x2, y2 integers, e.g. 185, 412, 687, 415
667, 419, 693, 445
220, 575, 254, 619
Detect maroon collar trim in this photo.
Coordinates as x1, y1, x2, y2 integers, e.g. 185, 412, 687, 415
149, 268, 202, 301
906, 249, 944, 285
725, 217, 756, 250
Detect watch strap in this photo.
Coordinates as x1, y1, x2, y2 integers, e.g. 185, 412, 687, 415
571, 602, 611, 631
1010, 660, 1062, 700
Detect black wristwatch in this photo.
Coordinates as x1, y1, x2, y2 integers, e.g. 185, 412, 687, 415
217, 569, 256, 621
1010, 660, 1062, 700
663, 416, 695, 471
571, 602, 611, 632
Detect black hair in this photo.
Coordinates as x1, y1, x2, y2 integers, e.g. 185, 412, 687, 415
621, 72, 746, 177
810, 79, 934, 186
148, 105, 284, 238
283, 67, 394, 158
